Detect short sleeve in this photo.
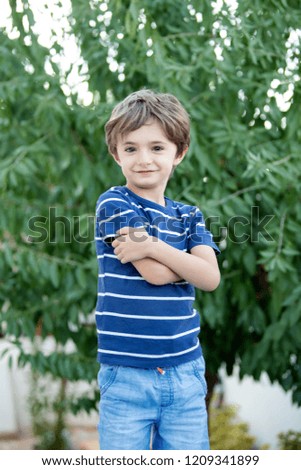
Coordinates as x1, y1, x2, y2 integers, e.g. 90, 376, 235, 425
96, 193, 146, 245
187, 208, 220, 255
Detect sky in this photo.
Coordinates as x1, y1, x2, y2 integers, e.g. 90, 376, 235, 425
1, 0, 300, 115
0, 0, 93, 105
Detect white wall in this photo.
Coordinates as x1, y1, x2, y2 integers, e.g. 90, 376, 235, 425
220, 366, 301, 449
0, 351, 19, 434
1, 338, 301, 449
0, 340, 32, 434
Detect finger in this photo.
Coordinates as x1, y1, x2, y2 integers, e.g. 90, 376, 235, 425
115, 250, 127, 264
116, 227, 131, 236
112, 238, 119, 248
113, 246, 121, 256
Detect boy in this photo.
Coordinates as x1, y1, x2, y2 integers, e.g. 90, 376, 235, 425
95, 89, 220, 450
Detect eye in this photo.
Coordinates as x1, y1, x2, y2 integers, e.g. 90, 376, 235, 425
153, 145, 164, 152
124, 146, 136, 153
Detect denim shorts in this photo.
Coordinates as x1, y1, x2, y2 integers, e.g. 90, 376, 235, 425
97, 356, 209, 450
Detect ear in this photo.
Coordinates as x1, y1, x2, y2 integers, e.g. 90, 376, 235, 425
174, 146, 189, 166
112, 152, 121, 166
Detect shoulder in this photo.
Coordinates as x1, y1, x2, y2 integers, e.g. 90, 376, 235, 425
96, 185, 127, 203
96, 186, 130, 213
166, 196, 201, 218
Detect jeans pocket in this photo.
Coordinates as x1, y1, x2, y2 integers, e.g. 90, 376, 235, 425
98, 364, 119, 397
192, 356, 208, 396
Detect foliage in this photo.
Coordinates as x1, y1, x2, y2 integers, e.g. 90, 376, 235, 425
0, 0, 301, 423
277, 430, 301, 450
29, 374, 72, 450
209, 402, 258, 450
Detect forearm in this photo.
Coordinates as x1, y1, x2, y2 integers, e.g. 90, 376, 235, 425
149, 239, 220, 291
112, 227, 219, 290
132, 258, 182, 285
111, 229, 181, 285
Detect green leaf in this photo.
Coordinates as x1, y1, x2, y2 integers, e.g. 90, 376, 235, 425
49, 263, 59, 288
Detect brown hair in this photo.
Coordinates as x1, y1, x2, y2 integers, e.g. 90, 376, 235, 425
105, 89, 190, 157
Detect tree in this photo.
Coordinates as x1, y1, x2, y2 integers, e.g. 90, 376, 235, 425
1, 0, 301, 427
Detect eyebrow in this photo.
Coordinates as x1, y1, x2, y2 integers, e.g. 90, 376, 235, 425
122, 140, 167, 145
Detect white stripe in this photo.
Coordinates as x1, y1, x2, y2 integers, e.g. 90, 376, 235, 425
95, 310, 198, 320
97, 254, 117, 259
97, 341, 200, 359
130, 202, 191, 221
196, 222, 205, 227
149, 225, 189, 236
172, 204, 192, 210
96, 197, 127, 213
96, 227, 145, 242
95, 234, 116, 241
98, 293, 194, 300
98, 273, 144, 280
97, 327, 200, 340
132, 203, 180, 220
100, 209, 136, 224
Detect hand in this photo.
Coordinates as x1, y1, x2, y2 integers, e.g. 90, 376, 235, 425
112, 227, 154, 264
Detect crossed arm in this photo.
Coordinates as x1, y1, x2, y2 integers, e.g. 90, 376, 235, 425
111, 227, 220, 291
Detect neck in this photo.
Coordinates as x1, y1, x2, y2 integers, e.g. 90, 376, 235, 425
126, 184, 166, 207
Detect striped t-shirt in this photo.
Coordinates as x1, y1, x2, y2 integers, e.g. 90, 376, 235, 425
95, 185, 220, 368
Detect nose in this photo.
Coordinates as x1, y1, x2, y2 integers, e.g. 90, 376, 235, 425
137, 149, 152, 166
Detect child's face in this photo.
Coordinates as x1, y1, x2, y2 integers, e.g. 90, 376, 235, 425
113, 119, 187, 200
